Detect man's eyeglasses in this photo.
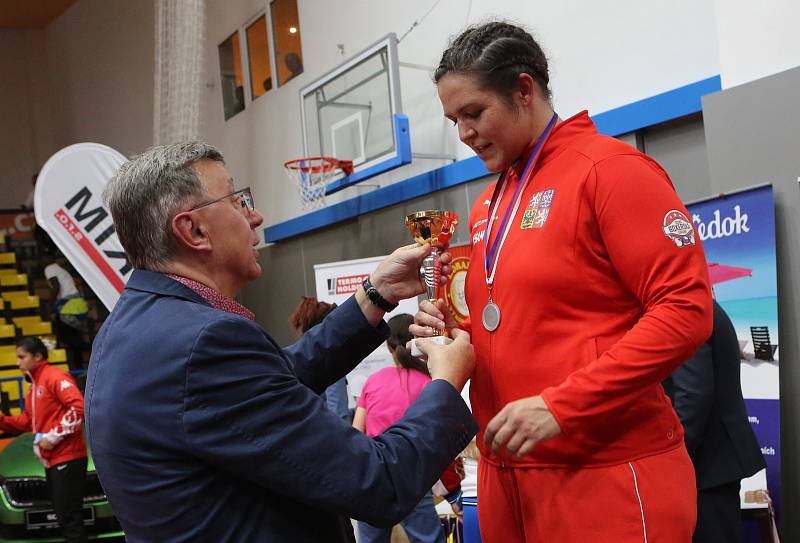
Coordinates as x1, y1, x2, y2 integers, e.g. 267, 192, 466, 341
188, 187, 255, 214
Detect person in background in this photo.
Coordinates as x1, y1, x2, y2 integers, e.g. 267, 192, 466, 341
86, 141, 477, 542
43, 254, 89, 370
663, 299, 766, 543
0, 337, 87, 543
414, 21, 712, 542
354, 314, 463, 543
289, 296, 350, 421
284, 52, 304, 81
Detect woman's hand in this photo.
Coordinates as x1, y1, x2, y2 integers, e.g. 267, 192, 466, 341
410, 299, 458, 338
484, 396, 561, 458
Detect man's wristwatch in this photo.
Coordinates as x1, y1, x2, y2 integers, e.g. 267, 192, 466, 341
362, 277, 398, 312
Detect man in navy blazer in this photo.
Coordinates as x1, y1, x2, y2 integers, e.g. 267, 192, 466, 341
664, 300, 766, 543
85, 142, 478, 542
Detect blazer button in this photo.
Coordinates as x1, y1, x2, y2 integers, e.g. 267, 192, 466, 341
667, 430, 674, 440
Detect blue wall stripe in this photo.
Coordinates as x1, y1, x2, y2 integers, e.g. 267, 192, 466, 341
593, 75, 721, 136
265, 76, 722, 242
266, 156, 489, 241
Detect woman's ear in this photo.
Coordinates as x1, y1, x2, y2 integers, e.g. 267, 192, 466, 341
172, 211, 212, 252
516, 72, 537, 107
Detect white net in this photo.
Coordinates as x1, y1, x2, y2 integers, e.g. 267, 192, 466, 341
153, 0, 205, 145
284, 159, 337, 210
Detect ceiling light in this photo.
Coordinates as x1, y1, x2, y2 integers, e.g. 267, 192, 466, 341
289, 26, 297, 34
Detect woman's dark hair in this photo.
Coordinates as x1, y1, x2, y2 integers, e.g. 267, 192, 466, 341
288, 297, 337, 334
16, 336, 48, 360
434, 21, 551, 104
387, 314, 430, 377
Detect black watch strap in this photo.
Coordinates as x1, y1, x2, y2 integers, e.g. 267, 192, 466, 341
362, 277, 398, 312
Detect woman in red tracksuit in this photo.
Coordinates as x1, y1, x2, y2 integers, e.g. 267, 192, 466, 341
413, 22, 712, 542
0, 337, 88, 543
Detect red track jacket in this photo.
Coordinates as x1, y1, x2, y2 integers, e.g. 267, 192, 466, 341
0, 361, 86, 467
463, 111, 712, 468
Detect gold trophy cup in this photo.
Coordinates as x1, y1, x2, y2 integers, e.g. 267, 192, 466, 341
406, 210, 459, 352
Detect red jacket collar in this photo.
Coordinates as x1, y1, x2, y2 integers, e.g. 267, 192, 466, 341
26, 360, 50, 382
512, 110, 596, 176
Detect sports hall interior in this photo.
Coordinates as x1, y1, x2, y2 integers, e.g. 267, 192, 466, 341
1, 0, 799, 539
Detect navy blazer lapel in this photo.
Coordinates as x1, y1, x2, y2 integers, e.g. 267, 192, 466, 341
125, 269, 209, 306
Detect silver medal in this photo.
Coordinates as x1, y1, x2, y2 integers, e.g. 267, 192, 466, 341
482, 301, 501, 332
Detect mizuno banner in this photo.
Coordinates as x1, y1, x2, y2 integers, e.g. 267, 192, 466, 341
34, 143, 131, 311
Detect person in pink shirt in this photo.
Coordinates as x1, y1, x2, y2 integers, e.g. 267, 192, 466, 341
354, 314, 453, 543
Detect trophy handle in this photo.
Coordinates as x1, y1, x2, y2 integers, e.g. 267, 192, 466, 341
420, 253, 437, 301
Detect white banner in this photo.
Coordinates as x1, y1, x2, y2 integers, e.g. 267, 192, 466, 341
34, 143, 130, 311
314, 255, 419, 405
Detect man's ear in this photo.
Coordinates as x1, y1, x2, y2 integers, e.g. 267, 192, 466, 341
172, 211, 212, 252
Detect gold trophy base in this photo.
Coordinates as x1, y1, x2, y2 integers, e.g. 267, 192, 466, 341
410, 335, 453, 358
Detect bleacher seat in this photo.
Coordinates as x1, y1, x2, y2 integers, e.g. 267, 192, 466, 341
19, 321, 52, 336
3, 294, 40, 310
0, 324, 15, 341
0, 253, 16, 266
0, 351, 16, 366
0, 369, 26, 402
0, 274, 27, 289
50, 349, 68, 363
11, 316, 41, 327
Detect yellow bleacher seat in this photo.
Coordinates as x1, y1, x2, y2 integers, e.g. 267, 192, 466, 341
0, 350, 68, 367
0, 345, 15, 354
0, 351, 16, 366
0, 269, 17, 276
20, 322, 52, 336
0, 274, 27, 288
0, 370, 26, 402
7, 295, 40, 310
12, 316, 41, 327
2, 291, 30, 300
50, 349, 68, 363
0, 253, 16, 265
0, 324, 15, 339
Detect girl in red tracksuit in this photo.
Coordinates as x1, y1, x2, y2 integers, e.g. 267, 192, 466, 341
414, 22, 713, 542
0, 337, 88, 543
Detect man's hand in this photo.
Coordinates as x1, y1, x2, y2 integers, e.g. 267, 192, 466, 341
410, 298, 458, 338
37, 436, 55, 450
415, 328, 474, 392
370, 244, 452, 304
484, 396, 561, 458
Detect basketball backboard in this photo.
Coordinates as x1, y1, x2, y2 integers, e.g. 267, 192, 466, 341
299, 33, 411, 195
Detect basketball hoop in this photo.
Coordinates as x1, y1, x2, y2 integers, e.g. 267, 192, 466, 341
284, 156, 353, 209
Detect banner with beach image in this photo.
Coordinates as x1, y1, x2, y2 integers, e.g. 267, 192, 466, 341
687, 184, 780, 512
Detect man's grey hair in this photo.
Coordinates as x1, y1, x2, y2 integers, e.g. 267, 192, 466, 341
104, 141, 224, 271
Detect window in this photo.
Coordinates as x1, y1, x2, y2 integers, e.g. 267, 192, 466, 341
218, 2, 304, 120
246, 15, 273, 99
270, 0, 304, 86
218, 32, 245, 120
